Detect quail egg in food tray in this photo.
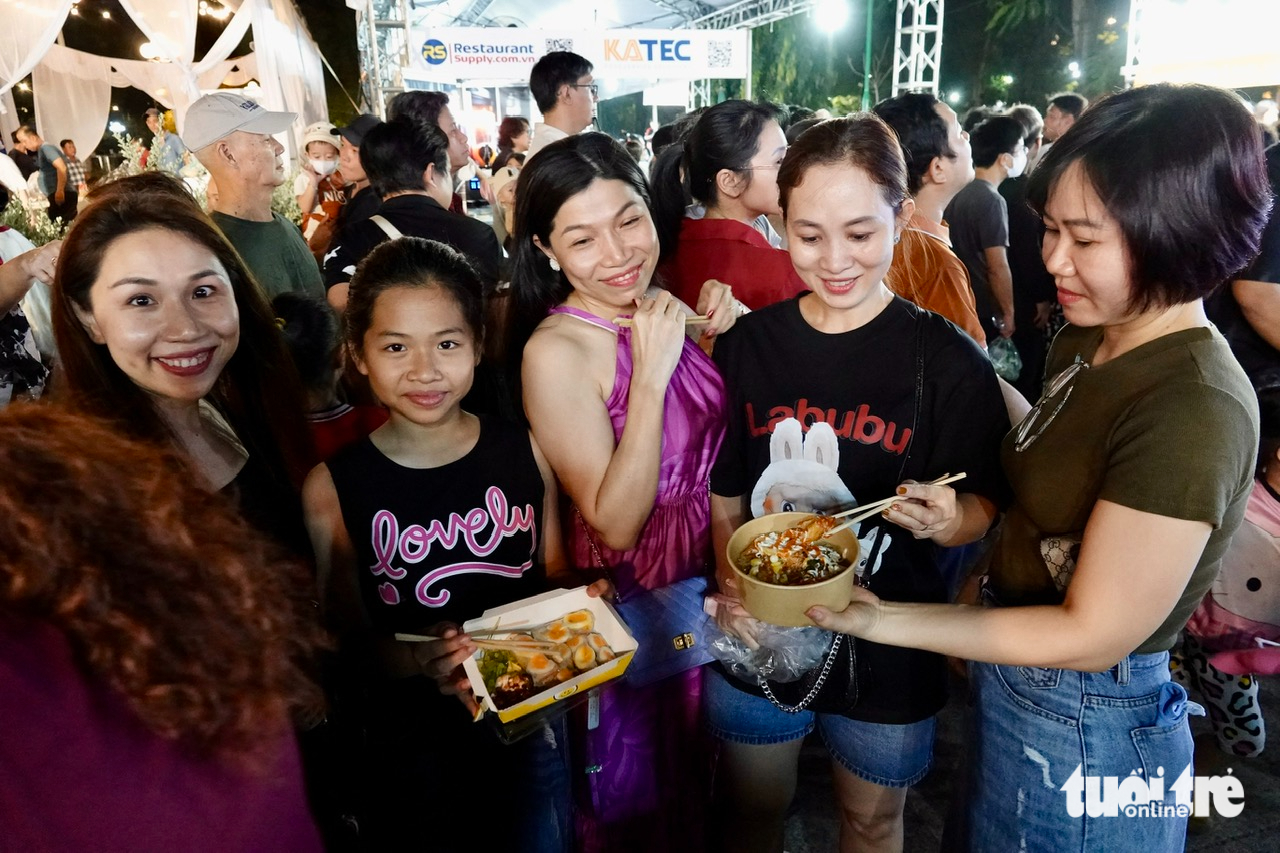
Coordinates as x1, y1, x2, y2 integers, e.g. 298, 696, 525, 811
461, 587, 637, 723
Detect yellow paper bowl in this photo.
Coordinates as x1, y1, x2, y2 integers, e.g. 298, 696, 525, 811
726, 512, 861, 627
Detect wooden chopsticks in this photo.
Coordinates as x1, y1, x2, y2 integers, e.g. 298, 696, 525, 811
612, 315, 710, 328
394, 631, 561, 655
826, 472, 968, 536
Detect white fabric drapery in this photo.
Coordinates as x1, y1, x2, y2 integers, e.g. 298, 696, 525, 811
7, 0, 328, 168
193, 0, 254, 77
33, 55, 110, 162
117, 0, 199, 64
0, 0, 73, 95
248, 0, 327, 159
0, 88, 20, 153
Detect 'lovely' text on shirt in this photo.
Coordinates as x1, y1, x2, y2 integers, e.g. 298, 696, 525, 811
368, 486, 538, 606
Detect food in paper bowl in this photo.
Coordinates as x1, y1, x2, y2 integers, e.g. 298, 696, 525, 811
726, 512, 861, 627
737, 514, 850, 586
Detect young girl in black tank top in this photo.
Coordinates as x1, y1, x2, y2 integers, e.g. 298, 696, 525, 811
303, 238, 592, 853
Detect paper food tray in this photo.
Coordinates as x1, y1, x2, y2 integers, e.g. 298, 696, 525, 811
461, 586, 637, 723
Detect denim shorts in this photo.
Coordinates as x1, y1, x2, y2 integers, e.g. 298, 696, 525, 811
702, 665, 936, 787
960, 652, 1196, 852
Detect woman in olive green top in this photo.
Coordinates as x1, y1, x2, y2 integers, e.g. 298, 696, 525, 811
808, 84, 1270, 851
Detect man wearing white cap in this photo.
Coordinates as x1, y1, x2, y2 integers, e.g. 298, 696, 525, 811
187, 92, 324, 300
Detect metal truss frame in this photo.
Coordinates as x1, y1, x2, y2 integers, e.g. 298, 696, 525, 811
892, 0, 943, 96
354, 0, 412, 115
690, 0, 815, 30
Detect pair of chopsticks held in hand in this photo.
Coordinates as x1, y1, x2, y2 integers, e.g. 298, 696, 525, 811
824, 472, 967, 537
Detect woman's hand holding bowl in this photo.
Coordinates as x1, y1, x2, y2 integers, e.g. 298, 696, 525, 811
807, 585, 884, 639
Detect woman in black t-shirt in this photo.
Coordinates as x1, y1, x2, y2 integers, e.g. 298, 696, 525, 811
303, 237, 593, 852
707, 116, 1009, 853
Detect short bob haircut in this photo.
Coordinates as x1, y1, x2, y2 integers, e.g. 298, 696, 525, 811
497, 116, 530, 150
360, 118, 449, 198
777, 114, 911, 220
529, 51, 593, 114
51, 172, 313, 488
1028, 83, 1273, 311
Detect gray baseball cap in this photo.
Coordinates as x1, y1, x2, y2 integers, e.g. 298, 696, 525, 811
184, 92, 295, 151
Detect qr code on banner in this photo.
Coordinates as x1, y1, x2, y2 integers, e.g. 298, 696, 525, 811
545, 39, 574, 54
708, 40, 733, 68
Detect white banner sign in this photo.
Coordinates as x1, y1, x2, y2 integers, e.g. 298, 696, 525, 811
407, 28, 749, 81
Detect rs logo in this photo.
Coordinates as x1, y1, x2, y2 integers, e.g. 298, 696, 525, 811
421, 39, 447, 64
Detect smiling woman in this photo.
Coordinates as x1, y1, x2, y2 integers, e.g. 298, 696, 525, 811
506, 132, 737, 852
50, 172, 314, 556
805, 85, 1272, 852
704, 114, 1010, 853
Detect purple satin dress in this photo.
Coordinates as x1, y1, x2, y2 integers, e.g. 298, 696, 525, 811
548, 306, 726, 853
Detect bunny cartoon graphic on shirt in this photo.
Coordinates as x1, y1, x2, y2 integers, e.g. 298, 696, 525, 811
750, 417, 891, 583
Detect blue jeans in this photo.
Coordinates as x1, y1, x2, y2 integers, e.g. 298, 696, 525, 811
959, 652, 1194, 852
703, 665, 936, 787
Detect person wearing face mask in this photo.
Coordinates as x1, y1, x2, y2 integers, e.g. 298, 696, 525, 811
294, 123, 347, 262
945, 115, 1027, 341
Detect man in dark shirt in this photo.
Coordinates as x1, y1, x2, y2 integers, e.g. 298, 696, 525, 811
1002, 106, 1058, 399
323, 119, 499, 312
8, 131, 37, 181
386, 91, 473, 215
1208, 142, 1280, 389
945, 116, 1026, 340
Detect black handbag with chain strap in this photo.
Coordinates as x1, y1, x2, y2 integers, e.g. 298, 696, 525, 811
744, 306, 926, 714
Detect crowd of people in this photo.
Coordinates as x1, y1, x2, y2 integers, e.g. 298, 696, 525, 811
1, 45, 1278, 853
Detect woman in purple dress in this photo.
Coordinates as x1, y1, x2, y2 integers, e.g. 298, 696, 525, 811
508, 133, 740, 852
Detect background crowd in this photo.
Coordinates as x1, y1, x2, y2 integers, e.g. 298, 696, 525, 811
1, 46, 1279, 853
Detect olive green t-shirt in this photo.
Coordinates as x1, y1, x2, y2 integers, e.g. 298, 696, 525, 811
988, 324, 1259, 653
211, 211, 324, 301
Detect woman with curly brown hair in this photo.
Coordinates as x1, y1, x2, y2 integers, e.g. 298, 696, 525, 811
50, 172, 314, 555
0, 404, 325, 852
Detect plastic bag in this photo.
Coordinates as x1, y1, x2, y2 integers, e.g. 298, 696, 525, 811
988, 336, 1022, 382
707, 621, 834, 684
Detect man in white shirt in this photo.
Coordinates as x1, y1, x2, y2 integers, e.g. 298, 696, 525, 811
526, 51, 597, 161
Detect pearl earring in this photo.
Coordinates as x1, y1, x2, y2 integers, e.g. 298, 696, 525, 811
549, 258, 561, 272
